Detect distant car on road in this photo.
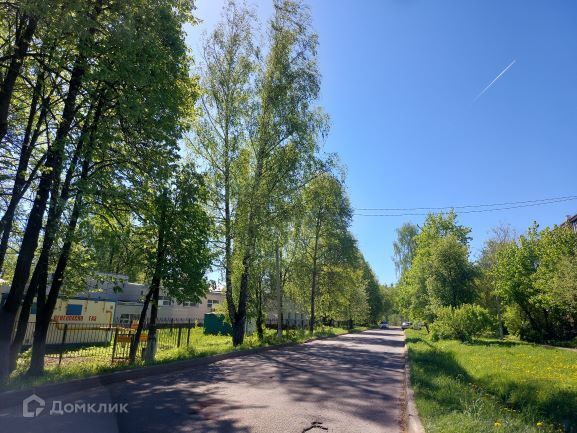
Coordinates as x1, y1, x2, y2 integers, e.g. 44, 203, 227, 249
401, 321, 412, 330
379, 321, 388, 329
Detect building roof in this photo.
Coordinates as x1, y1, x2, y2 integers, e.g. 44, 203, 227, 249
561, 213, 577, 230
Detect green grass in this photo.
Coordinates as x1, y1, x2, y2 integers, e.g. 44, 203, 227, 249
406, 329, 577, 433
4, 325, 362, 391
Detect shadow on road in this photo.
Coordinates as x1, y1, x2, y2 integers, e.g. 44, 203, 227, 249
2, 329, 406, 433
108, 329, 407, 432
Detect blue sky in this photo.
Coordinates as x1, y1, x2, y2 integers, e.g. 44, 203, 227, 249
187, 0, 577, 285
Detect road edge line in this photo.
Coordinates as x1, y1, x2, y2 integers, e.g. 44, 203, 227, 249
403, 336, 426, 433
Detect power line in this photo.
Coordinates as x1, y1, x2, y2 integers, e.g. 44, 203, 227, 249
354, 194, 577, 212
354, 196, 577, 217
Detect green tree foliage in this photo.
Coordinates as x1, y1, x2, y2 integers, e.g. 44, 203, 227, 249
392, 223, 418, 278
1, 0, 385, 381
396, 214, 577, 345
492, 224, 577, 342
290, 172, 353, 330
130, 163, 213, 363
476, 225, 516, 338
78, 215, 147, 283
426, 235, 476, 308
396, 212, 475, 326
190, 0, 344, 345
430, 304, 494, 342
362, 258, 385, 324
0, 0, 199, 380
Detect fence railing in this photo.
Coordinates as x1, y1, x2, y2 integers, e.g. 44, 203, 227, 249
263, 318, 351, 330
19, 317, 352, 367
21, 319, 202, 366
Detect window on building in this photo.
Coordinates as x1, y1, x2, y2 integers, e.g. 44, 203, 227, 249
118, 313, 141, 326
207, 299, 219, 311
66, 304, 82, 316
158, 296, 173, 306
183, 301, 198, 307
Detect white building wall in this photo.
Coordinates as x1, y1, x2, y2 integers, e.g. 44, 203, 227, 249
114, 291, 225, 325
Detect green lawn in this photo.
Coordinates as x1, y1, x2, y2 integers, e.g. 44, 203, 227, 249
405, 329, 577, 433
4, 325, 361, 391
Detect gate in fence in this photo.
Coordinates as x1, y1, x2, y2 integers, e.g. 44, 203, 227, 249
111, 321, 148, 363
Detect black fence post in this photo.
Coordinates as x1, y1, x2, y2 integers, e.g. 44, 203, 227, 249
170, 319, 174, 334
111, 327, 119, 362
187, 320, 191, 347
58, 324, 68, 366
177, 325, 182, 348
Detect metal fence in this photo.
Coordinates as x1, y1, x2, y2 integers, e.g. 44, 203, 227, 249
21, 319, 202, 367
19, 317, 353, 368
263, 318, 351, 330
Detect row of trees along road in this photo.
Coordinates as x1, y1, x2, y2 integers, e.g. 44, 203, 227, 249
188, 0, 387, 345
0, 0, 210, 381
0, 0, 387, 382
392, 211, 577, 343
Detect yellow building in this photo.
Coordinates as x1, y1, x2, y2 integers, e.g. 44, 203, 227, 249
23, 298, 116, 346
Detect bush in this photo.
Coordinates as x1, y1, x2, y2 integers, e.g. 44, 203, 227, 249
431, 304, 494, 342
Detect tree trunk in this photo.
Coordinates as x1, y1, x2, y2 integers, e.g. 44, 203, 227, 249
232, 317, 246, 347
309, 213, 321, 333
13, 101, 97, 375
0, 53, 88, 381
0, 72, 46, 275
224, 158, 236, 328
220, 106, 236, 327
276, 244, 282, 339
128, 287, 153, 364
496, 296, 504, 339
256, 274, 263, 341
27, 155, 91, 377
0, 15, 38, 142
142, 194, 168, 363
234, 254, 251, 346
26, 93, 102, 377
10, 131, 87, 373
9, 264, 42, 372
145, 275, 161, 363
232, 155, 264, 346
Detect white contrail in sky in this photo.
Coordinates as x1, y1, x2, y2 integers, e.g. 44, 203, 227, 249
474, 59, 516, 101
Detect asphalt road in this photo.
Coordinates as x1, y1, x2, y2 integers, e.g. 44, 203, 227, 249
0, 328, 406, 433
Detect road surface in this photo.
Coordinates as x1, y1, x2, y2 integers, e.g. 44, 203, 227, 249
0, 328, 406, 433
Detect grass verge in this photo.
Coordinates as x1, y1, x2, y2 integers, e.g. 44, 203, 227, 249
4, 326, 363, 391
405, 329, 577, 433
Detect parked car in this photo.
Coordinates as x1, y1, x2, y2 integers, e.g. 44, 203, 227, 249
401, 321, 412, 330
379, 321, 388, 329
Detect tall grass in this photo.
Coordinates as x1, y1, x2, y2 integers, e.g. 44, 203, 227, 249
406, 329, 577, 433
